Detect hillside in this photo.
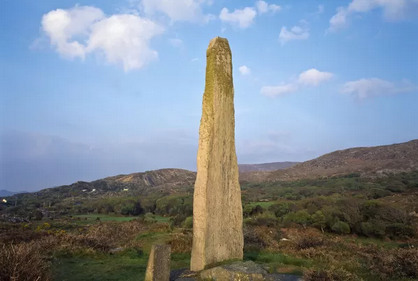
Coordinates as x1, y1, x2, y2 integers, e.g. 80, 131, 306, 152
7, 139, 418, 201
241, 139, 418, 183
238, 162, 299, 173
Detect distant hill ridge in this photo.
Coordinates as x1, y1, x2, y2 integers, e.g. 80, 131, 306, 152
6, 139, 418, 198
241, 139, 418, 182
238, 162, 299, 173
0, 190, 26, 197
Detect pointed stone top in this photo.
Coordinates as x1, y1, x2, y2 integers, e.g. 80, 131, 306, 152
207, 37, 231, 54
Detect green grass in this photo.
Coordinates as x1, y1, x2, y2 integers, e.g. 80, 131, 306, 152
53, 250, 307, 281
154, 215, 170, 223
52, 250, 149, 281
136, 231, 172, 253
244, 251, 311, 274
171, 253, 191, 270
345, 236, 403, 249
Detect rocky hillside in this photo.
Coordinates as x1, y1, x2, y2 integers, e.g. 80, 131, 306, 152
242, 139, 418, 182
238, 162, 299, 173
102, 168, 196, 189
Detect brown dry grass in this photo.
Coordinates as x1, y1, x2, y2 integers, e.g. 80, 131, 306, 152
0, 220, 149, 281
168, 229, 192, 253
0, 242, 51, 281
304, 267, 362, 281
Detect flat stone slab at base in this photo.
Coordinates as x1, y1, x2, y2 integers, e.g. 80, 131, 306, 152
200, 261, 267, 280
171, 261, 303, 281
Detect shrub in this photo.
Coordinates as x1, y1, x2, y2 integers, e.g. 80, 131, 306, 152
243, 226, 268, 251
251, 205, 264, 216
293, 232, 325, 250
368, 188, 391, 199
243, 205, 254, 218
244, 212, 278, 227
168, 230, 192, 253
385, 223, 415, 239
143, 212, 156, 224
268, 203, 295, 218
311, 211, 326, 232
360, 221, 385, 238
32, 210, 44, 220
365, 248, 418, 279
331, 221, 350, 234
0, 242, 51, 281
182, 216, 193, 228
304, 267, 361, 281
283, 210, 312, 228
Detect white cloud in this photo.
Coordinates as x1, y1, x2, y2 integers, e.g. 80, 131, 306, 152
329, 0, 418, 32
298, 69, 334, 86
328, 7, 350, 32
169, 38, 184, 48
41, 6, 164, 71
261, 68, 334, 97
317, 5, 325, 14
41, 6, 104, 59
269, 4, 282, 13
279, 25, 310, 45
140, 0, 212, 23
341, 78, 416, 100
260, 83, 298, 97
86, 14, 164, 71
239, 65, 251, 75
219, 7, 257, 29
191, 57, 199, 62
255, 1, 282, 14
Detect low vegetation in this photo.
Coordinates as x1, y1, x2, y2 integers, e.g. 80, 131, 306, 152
1, 171, 417, 280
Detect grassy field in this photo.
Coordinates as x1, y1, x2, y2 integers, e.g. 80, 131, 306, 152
53, 251, 148, 281
73, 214, 171, 223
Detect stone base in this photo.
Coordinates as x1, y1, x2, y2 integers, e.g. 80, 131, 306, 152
199, 261, 267, 280
171, 261, 303, 281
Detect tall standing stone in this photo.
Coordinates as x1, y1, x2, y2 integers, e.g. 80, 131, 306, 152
191, 37, 243, 271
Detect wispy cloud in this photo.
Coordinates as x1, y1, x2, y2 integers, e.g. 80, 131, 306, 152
255, 0, 281, 14
279, 24, 310, 45
341, 78, 416, 100
169, 38, 184, 48
139, 0, 213, 23
261, 69, 334, 97
329, 0, 418, 32
260, 83, 298, 97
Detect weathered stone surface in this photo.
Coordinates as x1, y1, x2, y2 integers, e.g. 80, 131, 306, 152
171, 265, 303, 281
145, 244, 171, 281
191, 36, 244, 271
199, 261, 267, 280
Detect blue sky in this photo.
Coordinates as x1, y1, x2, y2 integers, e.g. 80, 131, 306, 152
1, 0, 417, 191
